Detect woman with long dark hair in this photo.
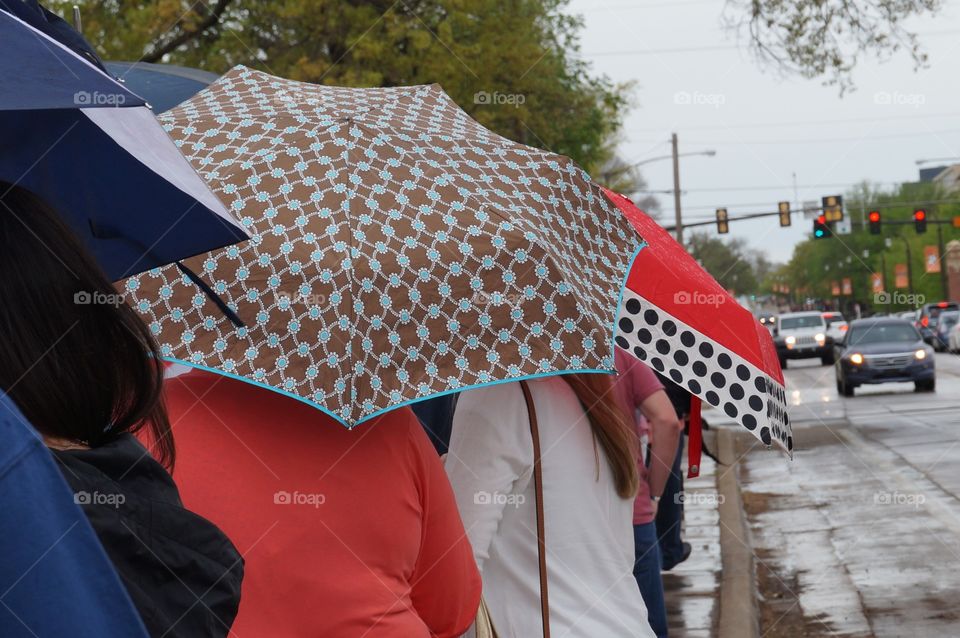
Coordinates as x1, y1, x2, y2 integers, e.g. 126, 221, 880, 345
0, 181, 242, 637
445, 373, 656, 637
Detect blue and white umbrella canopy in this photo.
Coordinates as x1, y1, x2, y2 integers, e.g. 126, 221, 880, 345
104, 62, 220, 114
0, 8, 247, 280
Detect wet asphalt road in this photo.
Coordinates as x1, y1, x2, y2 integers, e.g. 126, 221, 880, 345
732, 351, 960, 637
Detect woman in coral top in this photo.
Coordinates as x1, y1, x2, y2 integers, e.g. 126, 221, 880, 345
162, 366, 481, 637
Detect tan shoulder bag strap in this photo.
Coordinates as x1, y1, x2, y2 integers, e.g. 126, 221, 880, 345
519, 380, 550, 638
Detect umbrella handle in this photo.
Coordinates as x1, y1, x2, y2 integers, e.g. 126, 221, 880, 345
89, 219, 245, 328
174, 261, 245, 328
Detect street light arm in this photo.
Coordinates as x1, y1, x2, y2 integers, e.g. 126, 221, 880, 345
602, 149, 717, 179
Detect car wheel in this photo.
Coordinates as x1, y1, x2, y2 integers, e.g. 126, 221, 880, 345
915, 379, 936, 392
821, 353, 834, 365
842, 381, 854, 397
779, 356, 787, 369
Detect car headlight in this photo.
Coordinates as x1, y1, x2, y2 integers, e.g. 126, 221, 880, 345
814, 333, 826, 345
849, 353, 864, 365
785, 335, 796, 346
915, 349, 927, 360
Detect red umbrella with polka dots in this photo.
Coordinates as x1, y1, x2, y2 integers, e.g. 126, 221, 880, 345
604, 189, 791, 461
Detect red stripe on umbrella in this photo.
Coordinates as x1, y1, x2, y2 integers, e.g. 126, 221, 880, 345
605, 189, 792, 455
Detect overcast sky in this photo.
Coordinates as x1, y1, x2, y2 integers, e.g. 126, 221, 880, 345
567, 0, 960, 261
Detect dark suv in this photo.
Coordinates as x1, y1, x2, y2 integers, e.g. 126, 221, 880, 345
916, 302, 960, 346
835, 318, 935, 396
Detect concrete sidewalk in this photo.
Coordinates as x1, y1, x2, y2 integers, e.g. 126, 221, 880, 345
662, 433, 723, 637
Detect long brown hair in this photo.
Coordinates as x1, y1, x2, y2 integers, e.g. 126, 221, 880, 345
562, 373, 639, 498
0, 181, 174, 468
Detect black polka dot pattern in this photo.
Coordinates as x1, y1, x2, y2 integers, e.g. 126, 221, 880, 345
616, 289, 791, 454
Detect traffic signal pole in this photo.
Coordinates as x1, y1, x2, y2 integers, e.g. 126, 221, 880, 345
671, 133, 683, 245
893, 234, 915, 296
937, 215, 948, 299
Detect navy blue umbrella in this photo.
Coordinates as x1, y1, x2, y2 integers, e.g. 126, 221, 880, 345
0, 8, 247, 281
105, 62, 218, 113
0, 393, 149, 638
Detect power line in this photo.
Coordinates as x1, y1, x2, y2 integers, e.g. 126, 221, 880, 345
626, 111, 960, 133
584, 28, 960, 56
665, 128, 960, 146
636, 180, 904, 194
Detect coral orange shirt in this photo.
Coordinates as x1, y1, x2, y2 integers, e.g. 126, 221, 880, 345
162, 369, 481, 637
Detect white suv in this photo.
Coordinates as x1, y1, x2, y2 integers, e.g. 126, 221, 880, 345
774, 311, 833, 368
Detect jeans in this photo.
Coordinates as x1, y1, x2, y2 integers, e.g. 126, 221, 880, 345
656, 437, 685, 567
633, 522, 668, 638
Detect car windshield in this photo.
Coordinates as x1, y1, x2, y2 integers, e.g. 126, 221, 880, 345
847, 323, 920, 345
779, 316, 823, 330
939, 313, 959, 330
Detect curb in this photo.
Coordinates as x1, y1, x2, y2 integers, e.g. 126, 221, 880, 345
715, 427, 760, 638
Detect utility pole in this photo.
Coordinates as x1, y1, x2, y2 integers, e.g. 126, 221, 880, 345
671, 132, 683, 245
899, 235, 915, 296
936, 206, 949, 299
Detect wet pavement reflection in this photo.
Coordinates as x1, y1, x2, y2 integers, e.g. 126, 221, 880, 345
727, 353, 960, 637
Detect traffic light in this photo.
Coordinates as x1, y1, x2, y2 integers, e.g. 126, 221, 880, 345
813, 215, 831, 239
716, 207, 729, 234
913, 209, 927, 234
868, 210, 881, 235
822, 195, 844, 222
778, 201, 791, 227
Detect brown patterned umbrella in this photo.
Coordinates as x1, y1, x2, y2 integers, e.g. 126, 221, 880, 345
123, 66, 643, 426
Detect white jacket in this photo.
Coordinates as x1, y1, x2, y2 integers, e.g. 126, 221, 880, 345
445, 376, 655, 638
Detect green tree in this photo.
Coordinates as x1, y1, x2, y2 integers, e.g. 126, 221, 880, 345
54, 0, 627, 172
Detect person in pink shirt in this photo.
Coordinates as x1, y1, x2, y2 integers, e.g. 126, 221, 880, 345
613, 348, 683, 638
